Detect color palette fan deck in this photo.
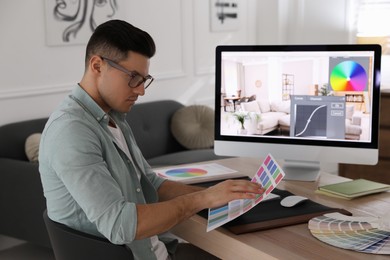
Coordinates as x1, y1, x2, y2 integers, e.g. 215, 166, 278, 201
309, 213, 390, 254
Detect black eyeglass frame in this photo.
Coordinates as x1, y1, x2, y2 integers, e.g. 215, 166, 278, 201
100, 56, 154, 89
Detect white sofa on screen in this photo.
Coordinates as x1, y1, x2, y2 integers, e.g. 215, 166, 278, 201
345, 104, 363, 140
241, 99, 290, 135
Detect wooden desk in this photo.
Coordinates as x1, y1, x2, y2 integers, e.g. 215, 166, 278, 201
171, 157, 390, 260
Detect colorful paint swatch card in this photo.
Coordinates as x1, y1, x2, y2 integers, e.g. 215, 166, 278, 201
206, 154, 285, 232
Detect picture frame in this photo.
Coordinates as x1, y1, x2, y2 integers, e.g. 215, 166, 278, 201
210, 0, 240, 32
44, 0, 127, 46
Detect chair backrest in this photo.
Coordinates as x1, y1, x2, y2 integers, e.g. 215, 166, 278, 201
43, 210, 134, 260
248, 94, 256, 102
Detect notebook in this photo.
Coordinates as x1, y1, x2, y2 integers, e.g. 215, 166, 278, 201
317, 179, 390, 199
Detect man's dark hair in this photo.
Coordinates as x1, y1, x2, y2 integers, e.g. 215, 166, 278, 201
85, 20, 156, 67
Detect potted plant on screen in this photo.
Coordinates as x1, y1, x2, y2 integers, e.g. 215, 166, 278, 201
247, 112, 260, 134
233, 111, 249, 134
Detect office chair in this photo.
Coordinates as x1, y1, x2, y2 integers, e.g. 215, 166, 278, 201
43, 210, 134, 260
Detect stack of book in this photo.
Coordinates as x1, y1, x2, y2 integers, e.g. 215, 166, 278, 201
316, 179, 390, 200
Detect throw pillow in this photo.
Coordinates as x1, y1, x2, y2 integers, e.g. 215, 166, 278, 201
25, 133, 41, 162
271, 100, 291, 114
257, 99, 271, 113
241, 101, 261, 113
171, 105, 214, 149
345, 104, 354, 120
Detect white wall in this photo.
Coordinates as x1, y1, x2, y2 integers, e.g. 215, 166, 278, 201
3, 0, 383, 128
256, 0, 352, 44
256, 0, 390, 88
0, 0, 257, 126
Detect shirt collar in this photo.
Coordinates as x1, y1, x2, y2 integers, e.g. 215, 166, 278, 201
71, 84, 127, 125
71, 84, 109, 124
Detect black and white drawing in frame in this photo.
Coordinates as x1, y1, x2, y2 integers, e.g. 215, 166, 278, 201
45, 0, 126, 46
210, 0, 240, 32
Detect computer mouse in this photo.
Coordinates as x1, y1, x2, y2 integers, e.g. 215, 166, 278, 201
280, 195, 308, 208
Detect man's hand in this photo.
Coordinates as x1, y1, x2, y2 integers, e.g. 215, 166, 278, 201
197, 179, 265, 209
136, 179, 264, 239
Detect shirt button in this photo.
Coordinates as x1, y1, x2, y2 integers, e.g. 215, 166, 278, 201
136, 188, 141, 192
103, 115, 108, 119
150, 247, 154, 251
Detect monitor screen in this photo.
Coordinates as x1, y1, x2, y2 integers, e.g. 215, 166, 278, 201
214, 44, 381, 181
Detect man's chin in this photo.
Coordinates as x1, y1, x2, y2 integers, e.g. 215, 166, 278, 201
119, 104, 134, 113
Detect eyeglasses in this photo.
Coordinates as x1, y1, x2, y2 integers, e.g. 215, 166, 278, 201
100, 56, 154, 89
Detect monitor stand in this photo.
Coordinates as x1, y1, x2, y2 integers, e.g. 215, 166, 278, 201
282, 160, 320, 182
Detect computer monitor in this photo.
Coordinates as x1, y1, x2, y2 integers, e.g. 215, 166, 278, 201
214, 44, 381, 181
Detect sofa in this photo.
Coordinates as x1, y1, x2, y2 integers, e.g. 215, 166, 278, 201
0, 100, 227, 247
345, 104, 363, 140
240, 99, 290, 135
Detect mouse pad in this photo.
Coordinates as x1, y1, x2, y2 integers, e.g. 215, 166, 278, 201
195, 179, 351, 235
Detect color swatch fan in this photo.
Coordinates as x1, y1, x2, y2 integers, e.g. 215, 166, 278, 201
309, 213, 390, 254
330, 61, 368, 91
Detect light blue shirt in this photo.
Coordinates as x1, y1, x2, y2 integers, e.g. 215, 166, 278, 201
39, 85, 176, 259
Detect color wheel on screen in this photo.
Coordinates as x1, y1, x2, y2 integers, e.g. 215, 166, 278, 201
330, 61, 368, 91
165, 168, 208, 178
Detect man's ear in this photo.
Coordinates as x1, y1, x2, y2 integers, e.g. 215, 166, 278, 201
93, 63, 101, 73
90, 56, 102, 74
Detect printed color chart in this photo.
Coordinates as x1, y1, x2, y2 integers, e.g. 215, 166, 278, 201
154, 163, 242, 184
207, 154, 285, 232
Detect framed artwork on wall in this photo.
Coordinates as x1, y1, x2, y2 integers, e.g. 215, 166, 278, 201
210, 0, 240, 32
44, 0, 127, 46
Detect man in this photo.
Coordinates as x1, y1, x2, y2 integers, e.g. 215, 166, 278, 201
39, 20, 264, 260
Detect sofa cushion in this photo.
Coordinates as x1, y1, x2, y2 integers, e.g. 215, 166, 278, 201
171, 105, 214, 150
257, 99, 271, 113
126, 100, 185, 160
0, 118, 47, 160
345, 104, 354, 120
271, 100, 291, 114
259, 112, 283, 129
278, 114, 291, 127
241, 101, 261, 114
25, 133, 41, 163
345, 120, 362, 135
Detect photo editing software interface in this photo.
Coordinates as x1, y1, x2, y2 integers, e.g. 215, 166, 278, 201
218, 47, 379, 144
